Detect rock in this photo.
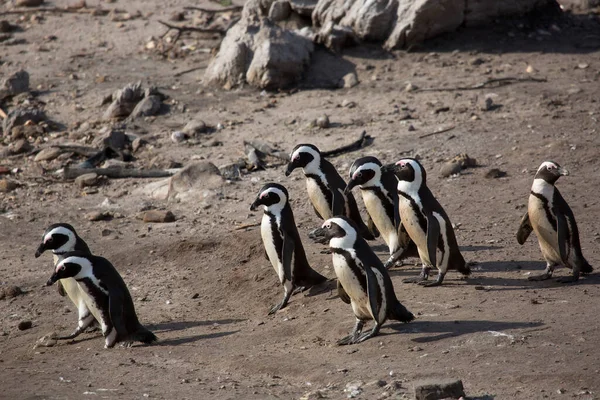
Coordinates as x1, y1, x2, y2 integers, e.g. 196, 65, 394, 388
171, 131, 187, 143
289, 0, 318, 15
413, 378, 465, 400
340, 72, 358, 88
316, 115, 330, 128
142, 210, 176, 223
0, 178, 18, 193
204, 16, 313, 90
86, 211, 112, 222
10, 124, 44, 140
132, 137, 146, 152
219, 163, 242, 180
75, 173, 99, 188
341, 99, 356, 108
182, 119, 209, 136
34, 147, 62, 162
17, 320, 32, 331
480, 96, 494, 111
0, 21, 12, 33
103, 82, 144, 120
16, 0, 44, 6
93, 129, 131, 150
452, 153, 477, 168
2, 108, 45, 136
440, 161, 462, 178
269, 0, 292, 21
0, 70, 29, 99
485, 168, 507, 179
9, 139, 32, 155
168, 162, 223, 200
35, 333, 58, 348
130, 95, 162, 119
0, 285, 23, 300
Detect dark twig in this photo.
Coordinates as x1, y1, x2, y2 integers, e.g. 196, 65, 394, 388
418, 126, 455, 139
418, 77, 547, 92
183, 5, 242, 13
2, 7, 109, 15
174, 65, 206, 77
63, 167, 174, 180
233, 222, 261, 231
157, 20, 229, 35
322, 131, 373, 158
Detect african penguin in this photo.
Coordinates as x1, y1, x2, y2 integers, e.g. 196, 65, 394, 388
309, 216, 414, 345
35, 223, 99, 340
345, 156, 418, 268
517, 161, 593, 282
46, 252, 157, 348
386, 158, 470, 286
250, 183, 327, 314
285, 144, 377, 240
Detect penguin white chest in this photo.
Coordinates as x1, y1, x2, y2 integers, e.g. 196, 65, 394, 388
362, 190, 397, 253
261, 214, 285, 283
77, 282, 108, 329
306, 178, 333, 220
398, 197, 428, 261
528, 194, 561, 263
332, 253, 371, 320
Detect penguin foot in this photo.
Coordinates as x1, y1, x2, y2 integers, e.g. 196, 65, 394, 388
418, 280, 442, 287
292, 286, 306, 295
403, 276, 427, 284
353, 327, 380, 344
527, 272, 553, 281
555, 276, 579, 284
337, 333, 359, 346
268, 302, 286, 315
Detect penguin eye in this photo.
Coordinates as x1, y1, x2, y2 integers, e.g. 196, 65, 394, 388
547, 165, 556, 170
59, 265, 65, 271
46, 237, 54, 244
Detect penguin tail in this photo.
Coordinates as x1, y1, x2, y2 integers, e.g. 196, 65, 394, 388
296, 267, 327, 287
389, 301, 415, 323
130, 326, 158, 344
581, 259, 593, 274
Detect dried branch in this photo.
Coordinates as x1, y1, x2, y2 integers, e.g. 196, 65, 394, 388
418, 125, 455, 139
418, 77, 547, 92
2, 7, 109, 15
157, 20, 229, 36
183, 5, 242, 13
63, 167, 174, 180
322, 130, 373, 158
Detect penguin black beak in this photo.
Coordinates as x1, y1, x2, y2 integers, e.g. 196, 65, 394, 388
344, 180, 357, 196
284, 159, 299, 177
250, 199, 261, 211
381, 163, 399, 175
35, 243, 46, 258
46, 273, 59, 286
558, 167, 569, 176
308, 227, 329, 245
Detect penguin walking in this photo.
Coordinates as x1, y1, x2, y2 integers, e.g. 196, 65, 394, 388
250, 183, 327, 314
309, 216, 414, 345
285, 144, 377, 240
516, 161, 593, 282
345, 156, 418, 268
46, 252, 157, 348
35, 223, 99, 339
386, 158, 470, 286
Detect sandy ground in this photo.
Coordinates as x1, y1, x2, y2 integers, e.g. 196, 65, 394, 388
1, 1, 600, 399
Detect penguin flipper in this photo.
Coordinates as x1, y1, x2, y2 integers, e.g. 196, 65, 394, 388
425, 213, 440, 268
394, 200, 401, 229
108, 288, 128, 339
361, 261, 381, 323
366, 213, 380, 238
516, 212, 533, 245
281, 231, 294, 282
555, 211, 569, 265
331, 188, 345, 217
337, 280, 351, 304
56, 281, 66, 297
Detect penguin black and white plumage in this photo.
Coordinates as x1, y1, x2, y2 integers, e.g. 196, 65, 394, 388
46, 252, 157, 348
386, 158, 470, 286
250, 183, 327, 314
35, 223, 99, 339
309, 216, 414, 345
516, 161, 593, 283
345, 156, 418, 268
285, 144, 377, 240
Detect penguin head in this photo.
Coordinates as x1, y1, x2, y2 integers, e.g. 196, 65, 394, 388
308, 216, 357, 248
46, 253, 92, 286
345, 156, 382, 194
535, 161, 569, 184
285, 144, 321, 176
35, 223, 78, 258
388, 158, 426, 189
250, 183, 289, 212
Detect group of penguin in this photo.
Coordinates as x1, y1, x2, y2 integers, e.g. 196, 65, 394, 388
34, 142, 592, 348
250, 144, 593, 345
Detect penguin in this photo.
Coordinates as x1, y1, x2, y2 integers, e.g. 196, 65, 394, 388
308, 216, 414, 345
386, 158, 470, 286
250, 183, 327, 314
284, 144, 377, 240
35, 223, 99, 339
345, 156, 418, 268
516, 161, 593, 282
46, 251, 157, 348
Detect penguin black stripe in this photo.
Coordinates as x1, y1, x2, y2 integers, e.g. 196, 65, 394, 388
397, 190, 427, 233
331, 248, 367, 293
363, 185, 395, 223
530, 191, 556, 227
305, 173, 334, 211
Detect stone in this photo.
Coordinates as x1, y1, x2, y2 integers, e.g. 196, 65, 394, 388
9, 139, 32, 155
10, 124, 44, 140
3, 108, 45, 136
171, 131, 187, 143
103, 82, 144, 120
0, 70, 29, 99
289, 0, 318, 15
0, 178, 18, 193
480, 96, 494, 111
440, 161, 462, 178
316, 115, 330, 128
219, 163, 242, 180
142, 210, 176, 223
0, 21, 13, 33
204, 16, 313, 90
86, 211, 112, 222
16, 0, 44, 6
269, 0, 292, 21
0, 285, 23, 300
340, 72, 358, 88
182, 119, 209, 136
17, 320, 32, 331
34, 147, 62, 162
130, 95, 162, 119
75, 173, 99, 188
168, 162, 223, 200
132, 137, 145, 152
485, 168, 507, 179
35, 333, 58, 348
413, 378, 465, 400
93, 129, 130, 150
